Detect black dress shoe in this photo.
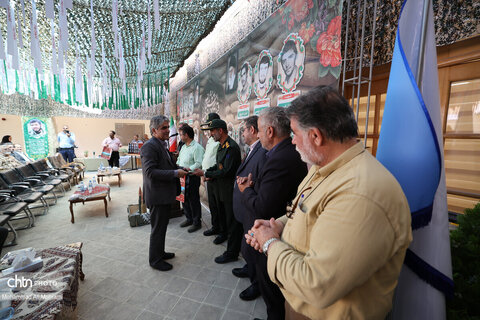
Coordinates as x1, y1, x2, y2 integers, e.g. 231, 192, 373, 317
151, 260, 173, 271
214, 252, 238, 264
203, 228, 220, 236
213, 234, 227, 245
188, 224, 201, 233
239, 284, 261, 301
232, 264, 249, 278
180, 220, 193, 228
163, 252, 175, 260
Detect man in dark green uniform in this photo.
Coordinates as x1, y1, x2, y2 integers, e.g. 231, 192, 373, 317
194, 119, 242, 263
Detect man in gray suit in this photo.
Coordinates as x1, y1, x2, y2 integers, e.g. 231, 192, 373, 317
141, 115, 187, 271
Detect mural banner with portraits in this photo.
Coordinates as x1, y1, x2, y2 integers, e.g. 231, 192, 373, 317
177, 0, 342, 156
22, 117, 50, 160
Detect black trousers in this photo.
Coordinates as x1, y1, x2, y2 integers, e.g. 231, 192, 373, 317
183, 175, 201, 225
0, 226, 8, 256
108, 151, 120, 168
241, 230, 258, 284
217, 198, 243, 257
254, 250, 285, 320
148, 204, 171, 267
206, 181, 220, 231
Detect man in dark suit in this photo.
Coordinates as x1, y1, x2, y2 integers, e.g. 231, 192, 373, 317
238, 107, 307, 319
232, 116, 267, 301
141, 115, 187, 271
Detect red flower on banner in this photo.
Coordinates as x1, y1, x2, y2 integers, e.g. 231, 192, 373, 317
316, 16, 342, 67
289, 0, 314, 23
298, 22, 315, 44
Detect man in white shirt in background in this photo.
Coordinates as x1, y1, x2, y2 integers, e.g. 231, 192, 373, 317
102, 130, 122, 168
57, 125, 76, 162
177, 124, 205, 233
200, 113, 221, 237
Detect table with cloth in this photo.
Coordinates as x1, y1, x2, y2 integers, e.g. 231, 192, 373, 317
68, 184, 111, 223
0, 242, 84, 319
97, 168, 122, 187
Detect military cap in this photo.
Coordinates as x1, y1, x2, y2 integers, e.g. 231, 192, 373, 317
201, 119, 227, 131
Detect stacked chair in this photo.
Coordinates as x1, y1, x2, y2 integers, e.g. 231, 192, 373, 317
14, 165, 65, 196
0, 154, 85, 249
47, 154, 84, 184
30, 159, 72, 189
0, 175, 48, 216
0, 169, 58, 205
0, 192, 36, 246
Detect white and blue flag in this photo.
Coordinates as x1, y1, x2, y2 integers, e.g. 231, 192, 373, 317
376, 0, 453, 318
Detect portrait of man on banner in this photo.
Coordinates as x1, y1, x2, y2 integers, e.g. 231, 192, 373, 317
225, 52, 238, 94
23, 117, 49, 160
194, 80, 200, 107
277, 33, 305, 93
237, 61, 252, 104
181, 89, 194, 119
254, 50, 274, 99
187, 91, 194, 116
201, 76, 223, 119
27, 118, 47, 138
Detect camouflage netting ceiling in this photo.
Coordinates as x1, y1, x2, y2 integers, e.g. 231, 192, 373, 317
341, 0, 479, 71
0, 0, 234, 86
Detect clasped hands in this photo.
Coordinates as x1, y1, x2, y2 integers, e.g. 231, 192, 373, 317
236, 173, 254, 192
245, 218, 284, 253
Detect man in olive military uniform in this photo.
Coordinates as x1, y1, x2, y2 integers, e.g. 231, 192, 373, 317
194, 119, 242, 264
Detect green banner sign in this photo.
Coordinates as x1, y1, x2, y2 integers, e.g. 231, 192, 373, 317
23, 117, 49, 160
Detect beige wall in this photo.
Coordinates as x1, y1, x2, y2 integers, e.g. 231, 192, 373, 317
0, 113, 150, 159
0, 113, 25, 147
52, 117, 151, 158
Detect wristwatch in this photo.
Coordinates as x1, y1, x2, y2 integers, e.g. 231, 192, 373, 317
263, 237, 280, 256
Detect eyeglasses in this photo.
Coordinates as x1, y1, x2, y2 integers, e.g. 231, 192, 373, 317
286, 186, 312, 218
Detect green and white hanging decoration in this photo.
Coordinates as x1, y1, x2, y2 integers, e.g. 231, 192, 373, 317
0, 0, 234, 114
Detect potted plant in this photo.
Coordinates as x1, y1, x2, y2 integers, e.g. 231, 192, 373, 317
447, 202, 480, 319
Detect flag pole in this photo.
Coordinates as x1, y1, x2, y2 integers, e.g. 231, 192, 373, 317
416, 0, 430, 88
364, 0, 378, 149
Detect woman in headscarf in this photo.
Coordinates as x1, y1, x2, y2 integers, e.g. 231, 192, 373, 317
1, 135, 12, 145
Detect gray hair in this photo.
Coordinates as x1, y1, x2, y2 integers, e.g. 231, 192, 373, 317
259, 107, 291, 138
150, 115, 169, 134
286, 86, 358, 143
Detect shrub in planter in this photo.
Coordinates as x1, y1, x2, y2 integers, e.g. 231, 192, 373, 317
447, 202, 480, 320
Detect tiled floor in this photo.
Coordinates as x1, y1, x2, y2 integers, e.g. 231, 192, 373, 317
5, 170, 267, 320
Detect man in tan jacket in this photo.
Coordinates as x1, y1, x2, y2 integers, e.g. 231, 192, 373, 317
246, 86, 412, 319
